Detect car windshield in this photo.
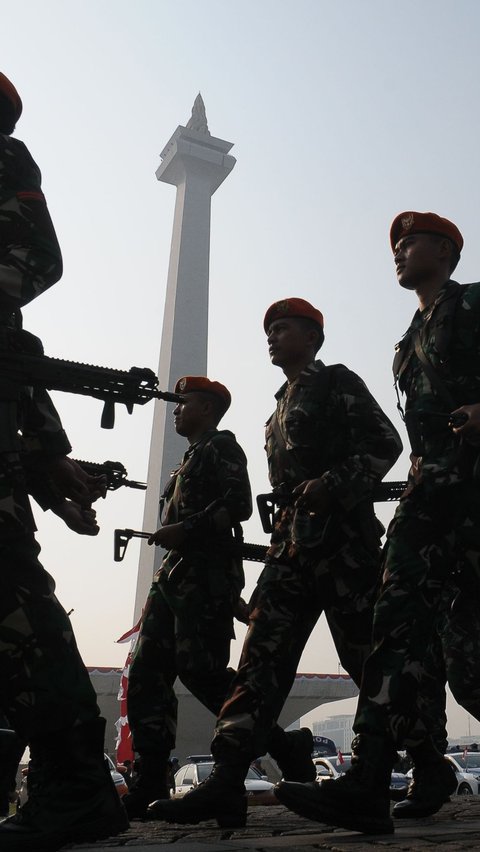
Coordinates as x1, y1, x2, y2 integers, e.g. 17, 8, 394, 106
333, 757, 351, 773
452, 753, 480, 771
197, 762, 214, 782
246, 767, 263, 779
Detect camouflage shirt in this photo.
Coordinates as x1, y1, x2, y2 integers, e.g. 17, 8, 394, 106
0, 133, 69, 537
265, 360, 402, 552
394, 280, 480, 489
160, 428, 252, 574
0, 132, 62, 311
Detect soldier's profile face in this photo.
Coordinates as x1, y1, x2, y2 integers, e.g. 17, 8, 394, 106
173, 393, 206, 437
393, 234, 439, 290
267, 317, 313, 367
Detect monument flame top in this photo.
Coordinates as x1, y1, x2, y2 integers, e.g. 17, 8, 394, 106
186, 93, 210, 136
157, 95, 235, 190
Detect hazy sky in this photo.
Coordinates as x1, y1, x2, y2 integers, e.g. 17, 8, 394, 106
3, 0, 480, 739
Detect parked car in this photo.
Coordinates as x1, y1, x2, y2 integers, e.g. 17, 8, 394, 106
445, 754, 480, 795
105, 753, 129, 798
405, 753, 480, 797
172, 760, 274, 802
314, 756, 409, 799
17, 753, 128, 809
314, 755, 351, 781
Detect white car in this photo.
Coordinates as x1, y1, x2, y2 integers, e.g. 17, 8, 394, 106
172, 760, 274, 802
405, 753, 480, 796
314, 756, 409, 799
314, 755, 352, 782
17, 753, 128, 809
445, 753, 480, 795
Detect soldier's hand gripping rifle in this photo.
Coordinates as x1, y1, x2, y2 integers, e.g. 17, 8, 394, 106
73, 460, 146, 492
114, 481, 408, 562
0, 351, 183, 428
256, 480, 408, 534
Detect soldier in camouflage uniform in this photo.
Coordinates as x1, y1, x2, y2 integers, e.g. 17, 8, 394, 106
150, 297, 402, 828
124, 375, 253, 818
0, 72, 128, 851
276, 212, 480, 835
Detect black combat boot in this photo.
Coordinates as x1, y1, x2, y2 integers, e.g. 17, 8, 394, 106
148, 755, 249, 828
275, 733, 396, 835
267, 726, 316, 782
122, 753, 170, 819
0, 717, 129, 852
393, 738, 457, 819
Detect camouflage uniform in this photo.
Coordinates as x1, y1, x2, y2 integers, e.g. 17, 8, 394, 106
127, 428, 252, 756
213, 360, 402, 761
0, 131, 99, 739
354, 280, 480, 748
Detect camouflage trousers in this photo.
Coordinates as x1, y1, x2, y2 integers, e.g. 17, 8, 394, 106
127, 561, 241, 757
354, 481, 480, 749
418, 573, 480, 753
0, 534, 99, 740
213, 535, 380, 762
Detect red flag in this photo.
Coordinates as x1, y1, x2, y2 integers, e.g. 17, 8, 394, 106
337, 749, 345, 764
115, 617, 142, 763
116, 617, 142, 644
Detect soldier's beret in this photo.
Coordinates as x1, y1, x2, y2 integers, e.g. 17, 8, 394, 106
263, 298, 324, 333
0, 72, 22, 123
390, 211, 463, 254
174, 376, 231, 413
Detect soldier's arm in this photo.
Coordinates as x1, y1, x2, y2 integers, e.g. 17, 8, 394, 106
449, 283, 480, 443
149, 435, 253, 549
0, 137, 62, 310
316, 369, 403, 512
207, 432, 253, 526
21, 388, 104, 511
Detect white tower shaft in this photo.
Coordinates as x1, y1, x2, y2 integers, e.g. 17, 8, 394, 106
133, 104, 235, 621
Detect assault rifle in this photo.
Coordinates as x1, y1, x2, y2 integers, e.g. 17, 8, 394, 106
0, 351, 183, 428
256, 480, 408, 534
73, 460, 146, 492
114, 480, 409, 562
113, 528, 268, 564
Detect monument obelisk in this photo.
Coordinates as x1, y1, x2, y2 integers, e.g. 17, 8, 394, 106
133, 96, 236, 621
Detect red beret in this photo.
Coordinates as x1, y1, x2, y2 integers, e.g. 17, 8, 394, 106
390, 211, 463, 254
174, 376, 231, 413
0, 72, 22, 123
263, 298, 324, 334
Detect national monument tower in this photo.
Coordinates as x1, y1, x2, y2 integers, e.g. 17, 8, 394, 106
133, 96, 236, 620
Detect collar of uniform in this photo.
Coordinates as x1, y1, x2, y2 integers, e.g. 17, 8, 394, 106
188, 428, 218, 453
274, 359, 325, 399
413, 279, 459, 325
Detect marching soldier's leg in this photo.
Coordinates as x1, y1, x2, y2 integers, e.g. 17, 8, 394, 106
276, 493, 457, 833
124, 579, 177, 819
0, 536, 128, 851
149, 559, 320, 826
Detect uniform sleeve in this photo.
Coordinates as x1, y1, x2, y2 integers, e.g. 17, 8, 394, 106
0, 136, 62, 310
320, 369, 403, 511
207, 433, 253, 525
182, 433, 253, 541
21, 387, 72, 459
19, 387, 72, 511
